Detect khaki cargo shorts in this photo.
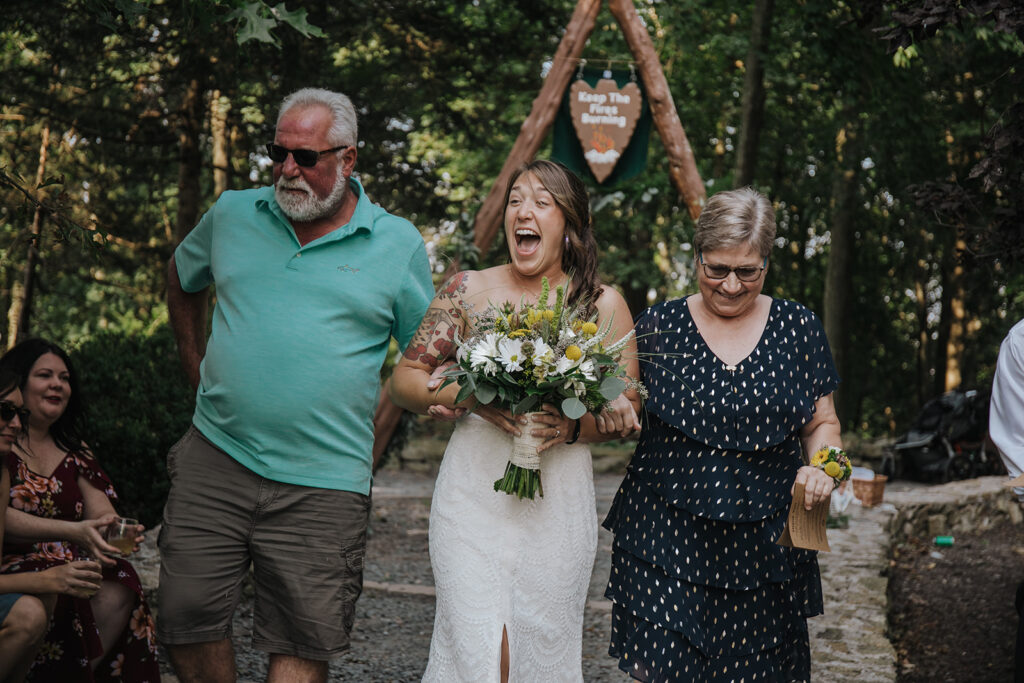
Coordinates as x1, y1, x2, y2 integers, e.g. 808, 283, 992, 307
156, 426, 370, 660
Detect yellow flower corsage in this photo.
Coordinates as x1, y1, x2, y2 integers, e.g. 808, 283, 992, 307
813, 445, 852, 489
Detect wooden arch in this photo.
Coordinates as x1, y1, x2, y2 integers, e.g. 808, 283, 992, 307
372, 0, 706, 468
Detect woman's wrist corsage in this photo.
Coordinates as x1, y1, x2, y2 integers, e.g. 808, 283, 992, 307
810, 445, 852, 489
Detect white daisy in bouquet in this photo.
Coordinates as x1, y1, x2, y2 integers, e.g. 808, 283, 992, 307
441, 277, 642, 499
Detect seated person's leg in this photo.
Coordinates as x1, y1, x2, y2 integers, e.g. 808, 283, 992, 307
89, 579, 135, 670
0, 593, 50, 681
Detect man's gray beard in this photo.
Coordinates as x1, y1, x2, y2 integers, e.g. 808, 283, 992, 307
275, 171, 348, 223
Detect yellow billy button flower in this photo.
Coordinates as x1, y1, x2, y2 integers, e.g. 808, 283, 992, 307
581, 322, 598, 336
823, 461, 842, 478
565, 345, 582, 361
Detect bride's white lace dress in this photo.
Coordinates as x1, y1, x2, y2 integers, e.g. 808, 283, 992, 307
422, 413, 598, 682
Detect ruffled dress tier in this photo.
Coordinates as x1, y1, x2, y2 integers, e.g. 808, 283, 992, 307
603, 297, 839, 682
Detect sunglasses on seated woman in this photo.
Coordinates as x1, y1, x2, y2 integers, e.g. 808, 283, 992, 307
0, 400, 30, 423
698, 252, 767, 282
266, 143, 349, 168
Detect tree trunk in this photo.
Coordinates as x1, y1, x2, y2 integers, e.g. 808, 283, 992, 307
609, 0, 705, 220
734, 0, 774, 188
210, 89, 231, 198
943, 235, 967, 391
915, 278, 928, 409
230, 123, 246, 184
933, 230, 960, 396
6, 124, 50, 348
823, 124, 858, 428
175, 77, 205, 243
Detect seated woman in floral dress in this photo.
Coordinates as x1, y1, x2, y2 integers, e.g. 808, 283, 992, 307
0, 339, 160, 682
1, 368, 103, 682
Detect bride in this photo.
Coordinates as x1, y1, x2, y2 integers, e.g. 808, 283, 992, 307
390, 159, 641, 682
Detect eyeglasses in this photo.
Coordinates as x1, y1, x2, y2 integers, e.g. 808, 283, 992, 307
266, 143, 349, 168
0, 400, 30, 424
698, 251, 767, 282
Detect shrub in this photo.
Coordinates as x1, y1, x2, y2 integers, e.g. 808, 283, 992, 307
70, 324, 194, 528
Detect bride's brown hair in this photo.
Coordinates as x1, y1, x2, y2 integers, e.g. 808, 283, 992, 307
502, 160, 602, 313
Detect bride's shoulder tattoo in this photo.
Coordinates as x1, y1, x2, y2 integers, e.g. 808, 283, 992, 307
403, 272, 472, 366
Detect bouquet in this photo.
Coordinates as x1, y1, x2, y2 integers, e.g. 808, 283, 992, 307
440, 277, 638, 500
810, 445, 852, 489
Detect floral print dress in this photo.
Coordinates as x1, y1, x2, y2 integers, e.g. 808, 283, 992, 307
2, 450, 160, 682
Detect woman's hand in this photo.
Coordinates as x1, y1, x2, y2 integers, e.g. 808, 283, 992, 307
594, 394, 640, 437
472, 404, 525, 436
793, 465, 835, 510
73, 515, 123, 567
531, 404, 575, 454
41, 560, 103, 598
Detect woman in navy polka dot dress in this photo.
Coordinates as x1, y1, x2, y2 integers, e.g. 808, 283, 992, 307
603, 187, 843, 682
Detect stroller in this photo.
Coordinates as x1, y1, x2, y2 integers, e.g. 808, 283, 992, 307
880, 389, 1000, 482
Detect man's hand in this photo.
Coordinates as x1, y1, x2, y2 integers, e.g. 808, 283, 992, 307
425, 361, 466, 421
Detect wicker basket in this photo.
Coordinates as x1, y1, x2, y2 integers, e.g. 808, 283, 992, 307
852, 475, 888, 507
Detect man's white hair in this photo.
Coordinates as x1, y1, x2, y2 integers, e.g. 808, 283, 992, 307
278, 88, 358, 147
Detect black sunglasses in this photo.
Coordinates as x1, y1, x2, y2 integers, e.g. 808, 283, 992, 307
266, 143, 349, 168
0, 400, 30, 424
698, 251, 767, 283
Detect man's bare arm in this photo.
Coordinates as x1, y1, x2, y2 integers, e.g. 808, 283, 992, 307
166, 254, 208, 391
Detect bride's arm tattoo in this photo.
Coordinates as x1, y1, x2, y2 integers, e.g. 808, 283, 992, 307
403, 272, 470, 366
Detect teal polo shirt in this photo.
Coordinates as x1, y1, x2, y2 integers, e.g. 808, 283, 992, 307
174, 178, 433, 494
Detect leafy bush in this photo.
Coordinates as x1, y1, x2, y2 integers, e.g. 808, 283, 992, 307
70, 324, 194, 528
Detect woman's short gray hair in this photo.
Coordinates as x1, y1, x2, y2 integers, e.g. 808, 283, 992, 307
693, 187, 776, 259
278, 88, 358, 147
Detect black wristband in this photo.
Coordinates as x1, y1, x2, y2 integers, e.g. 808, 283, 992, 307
565, 419, 581, 445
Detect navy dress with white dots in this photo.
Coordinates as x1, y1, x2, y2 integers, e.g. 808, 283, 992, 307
603, 297, 839, 682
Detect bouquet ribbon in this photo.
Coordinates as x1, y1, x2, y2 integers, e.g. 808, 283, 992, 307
511, 429, 544, 471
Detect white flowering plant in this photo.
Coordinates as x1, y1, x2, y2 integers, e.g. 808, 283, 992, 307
439, 277, 640, 499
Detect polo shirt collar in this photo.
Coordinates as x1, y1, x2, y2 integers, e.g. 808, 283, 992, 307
256, 177, 374, 244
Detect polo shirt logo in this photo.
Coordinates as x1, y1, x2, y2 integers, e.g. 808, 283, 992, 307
337, 265, 360, 273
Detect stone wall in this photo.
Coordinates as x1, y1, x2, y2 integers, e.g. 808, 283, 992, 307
885, 476, 1021, 545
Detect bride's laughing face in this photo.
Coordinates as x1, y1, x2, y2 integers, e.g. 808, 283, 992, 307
504, 171, 566, 279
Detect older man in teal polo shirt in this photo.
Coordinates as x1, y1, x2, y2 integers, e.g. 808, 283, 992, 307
159, 88, 433, 683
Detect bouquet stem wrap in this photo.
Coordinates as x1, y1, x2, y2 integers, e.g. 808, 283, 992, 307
495, 411, 545, 499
